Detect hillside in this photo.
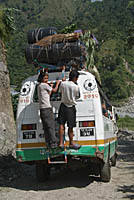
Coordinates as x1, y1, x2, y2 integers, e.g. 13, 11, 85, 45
0, 0, 134, 102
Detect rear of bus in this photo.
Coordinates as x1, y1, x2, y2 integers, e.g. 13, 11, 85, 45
16, 71, 105, 163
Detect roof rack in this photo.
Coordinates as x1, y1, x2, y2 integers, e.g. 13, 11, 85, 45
33, 59, 71, 73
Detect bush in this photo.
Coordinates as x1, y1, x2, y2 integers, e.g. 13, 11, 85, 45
117, 115, 134, 131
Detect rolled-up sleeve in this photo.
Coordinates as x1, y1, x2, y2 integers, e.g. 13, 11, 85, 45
45, 84, 52, 93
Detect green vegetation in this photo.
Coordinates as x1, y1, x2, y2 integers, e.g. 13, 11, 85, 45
0, 7, 17, 41
0, 0, 134, 103
117, 116, 134, 131
60, 24, 77, 34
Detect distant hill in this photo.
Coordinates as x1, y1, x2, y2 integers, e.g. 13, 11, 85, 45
0, 0, 134, 102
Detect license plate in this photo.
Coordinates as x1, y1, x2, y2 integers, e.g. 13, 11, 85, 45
80, 128, 94, 137
23, 131, 36, 139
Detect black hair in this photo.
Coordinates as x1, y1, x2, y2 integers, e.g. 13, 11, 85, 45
37, 72, 48, 83
69, 70, 80, 81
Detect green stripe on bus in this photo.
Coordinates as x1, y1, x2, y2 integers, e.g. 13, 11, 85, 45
16, 141, 117, 162
16, 146, 104, 162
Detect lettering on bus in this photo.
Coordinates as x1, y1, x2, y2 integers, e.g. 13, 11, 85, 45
84, 93, 98, 100
19, 97, 30, 104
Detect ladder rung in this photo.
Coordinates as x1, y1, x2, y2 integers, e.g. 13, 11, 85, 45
48, 160, 67, 164
48, 155, 67, 164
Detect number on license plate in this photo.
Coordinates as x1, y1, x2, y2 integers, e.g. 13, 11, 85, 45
80, 128, 94, 136
23, 131, 36, 139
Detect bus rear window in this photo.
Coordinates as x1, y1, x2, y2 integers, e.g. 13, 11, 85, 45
33, 85, 38, 102
50, 92, 61, 101
50, 82, 61, 101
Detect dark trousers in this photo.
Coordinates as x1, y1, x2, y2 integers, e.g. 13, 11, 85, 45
40, 108, 58, 145
58, 103, 76, 128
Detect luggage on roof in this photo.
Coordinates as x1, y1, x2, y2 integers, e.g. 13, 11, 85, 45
35, 32, 82, 47
25, 41, 86, 65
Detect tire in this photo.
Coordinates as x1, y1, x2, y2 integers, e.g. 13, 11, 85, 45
111, 153, 117, 167
100, 161, 111, 182
27, 27, 57, 44
36, 162, 50, 182
25, 41, 84, 64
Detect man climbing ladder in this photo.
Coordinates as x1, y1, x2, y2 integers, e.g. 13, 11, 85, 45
58, 69, 81, 150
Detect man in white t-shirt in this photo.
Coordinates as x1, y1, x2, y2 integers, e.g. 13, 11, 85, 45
58, 69, 81, 150
38, 72, 60, 148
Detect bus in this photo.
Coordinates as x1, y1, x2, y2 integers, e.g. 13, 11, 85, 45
16, 70, 118, 182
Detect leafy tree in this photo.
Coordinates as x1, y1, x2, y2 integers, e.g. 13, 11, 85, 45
0, 8, 17, 41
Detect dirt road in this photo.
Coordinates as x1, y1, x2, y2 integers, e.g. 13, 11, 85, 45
0, 138, 134, 200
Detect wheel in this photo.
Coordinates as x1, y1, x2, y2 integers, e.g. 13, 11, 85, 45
111, 153, 117, 167
36, 162, 50, 182
100, 161, 111, 182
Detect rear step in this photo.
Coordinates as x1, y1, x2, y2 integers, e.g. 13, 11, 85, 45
47, 133, 68, 164
47, 145, 67, 164
47, 156, 67, 164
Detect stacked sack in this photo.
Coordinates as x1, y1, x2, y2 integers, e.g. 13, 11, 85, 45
25, 27, 87, 68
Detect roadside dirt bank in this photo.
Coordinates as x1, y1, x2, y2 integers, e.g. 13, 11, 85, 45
0, 138, 134, 200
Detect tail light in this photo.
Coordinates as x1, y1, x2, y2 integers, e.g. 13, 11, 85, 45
79, 121, 95, 127
21, 124, 37, 130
